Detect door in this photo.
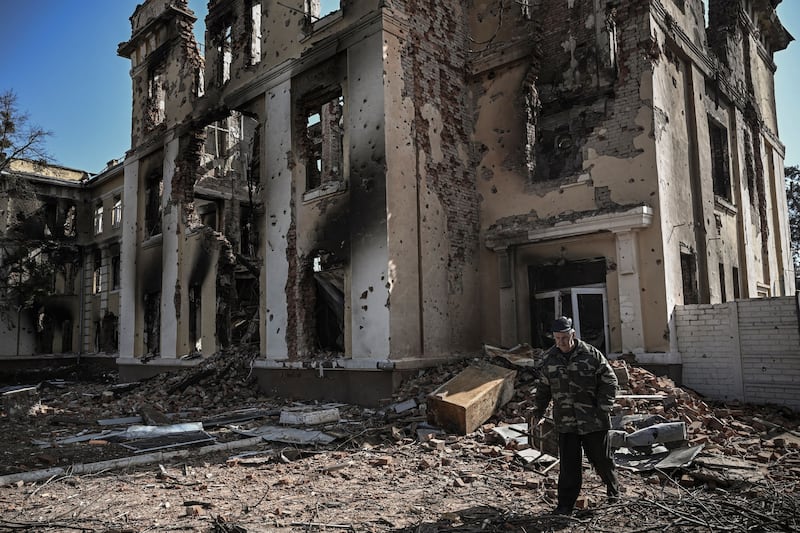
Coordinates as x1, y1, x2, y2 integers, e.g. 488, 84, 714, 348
532, 286, 609, 354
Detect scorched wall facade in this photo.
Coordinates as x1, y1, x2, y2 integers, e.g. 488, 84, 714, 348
103, 0, 794, 399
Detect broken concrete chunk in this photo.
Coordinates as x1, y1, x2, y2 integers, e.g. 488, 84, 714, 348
427, 363, 516, 435
625, 422, 688, 447
279, 406, 340, 426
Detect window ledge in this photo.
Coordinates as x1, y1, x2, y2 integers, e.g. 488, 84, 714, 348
303, 180, 347, 202
714, 196, 737, 216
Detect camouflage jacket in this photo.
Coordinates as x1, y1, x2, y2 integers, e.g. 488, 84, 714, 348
531, 339, 618, 435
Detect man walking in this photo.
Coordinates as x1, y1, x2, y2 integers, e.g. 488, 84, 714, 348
529, 316, 620, 515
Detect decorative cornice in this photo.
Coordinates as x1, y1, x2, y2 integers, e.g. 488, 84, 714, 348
486, 205, 654, 251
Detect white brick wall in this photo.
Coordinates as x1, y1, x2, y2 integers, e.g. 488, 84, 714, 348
675, 296, 800, 410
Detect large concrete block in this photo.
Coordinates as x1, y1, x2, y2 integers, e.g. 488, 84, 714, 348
426, 363, 516, 435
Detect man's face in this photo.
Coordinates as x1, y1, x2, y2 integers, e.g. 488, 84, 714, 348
553, 330, 575, 353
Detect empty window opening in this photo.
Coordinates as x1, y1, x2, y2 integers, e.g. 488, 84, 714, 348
144, 291, 161, 356
93, 250, 103, 295
312, 251, 344, 352
145, 171, 163, 238
61, 320, 72, 354
240, 204, 258, 257
303, 92, 344, 190
94, 203, 104, 235
709, 119, 731, 201
148, 63, 166, 126
197, 201, 218, 231
111, 195, 122, 227
112, 254, 121, 291
100, 311, 119, 353
217, 25, 232, 85
732, 266, 741, 299
718, 262, 726, 303
248, 1, 262, 65
680, 249, 699, 305
189, 285, 201, 352
63, 204, 77, 237
232, 277, 260, 346
305, 0, 340, 22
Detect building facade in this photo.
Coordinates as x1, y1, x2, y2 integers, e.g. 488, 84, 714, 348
4, 0, 793, 402
0, 159, 123, 357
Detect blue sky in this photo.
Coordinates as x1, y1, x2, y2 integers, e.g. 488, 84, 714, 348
0, 1, 798, 174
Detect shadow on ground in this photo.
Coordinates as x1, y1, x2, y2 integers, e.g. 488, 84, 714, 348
391, 504, 584, 532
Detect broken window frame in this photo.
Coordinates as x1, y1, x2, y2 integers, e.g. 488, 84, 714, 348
216, 24, 233, 86
92, 249, 103, 295
301, 90, 345, 194
93, 203, 104, 235
111, 195, 122, 228
147, 61, 167, 127
143, 291, 161, 356
144, 171, 163, 239
111, 254, 121, 291
708, 117, 732, 202
247, 0, 262, 66
680, 248, 699, 305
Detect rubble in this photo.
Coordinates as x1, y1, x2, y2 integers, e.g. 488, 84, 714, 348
0, 352, 798, 531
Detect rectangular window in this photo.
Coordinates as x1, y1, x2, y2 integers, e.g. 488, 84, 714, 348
303, 92, 344, 190
93, 250, 103, 295
145, 172, 163, 238
249, 2, 262, 65
718, 263, 726, 303
217, 25, 232, 85
144, 291, 161, 356
93, 203, 104, 234
111, 195, 122, 227
709, 118, 731, 201
732, 266, 740, 299
680, 250, 699, 305
148, 64, 166, 126
305, 0, 339, 22
112, 254, 121, 291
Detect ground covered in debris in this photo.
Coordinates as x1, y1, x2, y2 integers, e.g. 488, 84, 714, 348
1, 350, 799, 532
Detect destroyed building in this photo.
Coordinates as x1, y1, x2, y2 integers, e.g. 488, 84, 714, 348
1, 0, 796, 405
0, 159, 124, 358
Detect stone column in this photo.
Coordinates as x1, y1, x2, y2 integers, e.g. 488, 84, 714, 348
119, 160, 139, 357
159, 135, 180, 358
614, 229, 645, 353
263, 81, 292, 359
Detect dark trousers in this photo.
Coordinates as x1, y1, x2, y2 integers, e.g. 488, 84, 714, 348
557, 430, 619, 509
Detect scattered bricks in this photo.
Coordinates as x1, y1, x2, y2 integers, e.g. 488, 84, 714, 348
526, 479, 542, 489
679, 474, 696, 488
771, 438, 786, 448
690, 435, 710, 445
418, 457, 437, 470
453, 477, 466, 487
705, 416, 725, 432
370, 456, 393, 467
756, 451, 774, 463
574, 496, 590, 510
688, 421, 704, 433
427, 438, 446, 451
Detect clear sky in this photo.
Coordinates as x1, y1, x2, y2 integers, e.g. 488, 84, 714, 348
0, 1, 798, 174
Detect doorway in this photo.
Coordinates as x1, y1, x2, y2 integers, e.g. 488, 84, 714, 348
531, 286, 610, 354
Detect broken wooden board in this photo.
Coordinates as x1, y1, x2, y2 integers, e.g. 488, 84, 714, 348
426, 363, 516, 435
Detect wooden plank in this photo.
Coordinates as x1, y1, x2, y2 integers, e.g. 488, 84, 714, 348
426, 363, 516, 434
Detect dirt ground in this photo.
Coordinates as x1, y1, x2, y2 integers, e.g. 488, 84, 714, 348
0, 352, 798, 532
